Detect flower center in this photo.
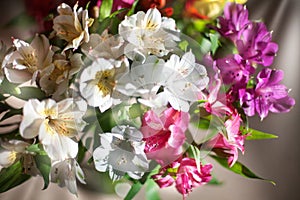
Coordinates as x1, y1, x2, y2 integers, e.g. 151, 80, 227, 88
19, 52, 38, 73
96, 69, 116, 97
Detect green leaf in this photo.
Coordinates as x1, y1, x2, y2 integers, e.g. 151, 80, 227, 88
129, 103, 143, 119
208, 175, 222, 185
189, 145, 201, 172
145, 179, 160, 200
26, 144, 43, 154
178, 40, 189, 52
0, 161, 31, 193
77, 140, 88, 163
211, 155, 275, 185
99, 0, 113, 21
243, 127, 278, 140
124, 181, 143, 200
127, 0, 139, 16
209, 33, 219, 55
34, 154, 51, 190
0, 78, 46, 100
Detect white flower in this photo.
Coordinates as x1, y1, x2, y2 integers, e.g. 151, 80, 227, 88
53, 2, 94, 52
81, 31, 127, 62
119, 8, 179, 60
93, 125, 148, 181
3, 34, 54, 84
79, 58, 128, 112
0, 140, 38, 175
117, 52, 209, 112
39, 52, 83, 100
0, 41, 13, 84
19, 98, 87, 161
51, 158, 85, 196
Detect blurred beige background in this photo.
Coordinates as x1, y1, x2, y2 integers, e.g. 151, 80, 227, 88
0, 0, 299, 199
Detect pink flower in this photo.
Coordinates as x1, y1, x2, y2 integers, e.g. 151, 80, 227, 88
175, 158, 212, 197
207, 113, 245, 167
153, 157, 212, 198
141, 107, 190, 166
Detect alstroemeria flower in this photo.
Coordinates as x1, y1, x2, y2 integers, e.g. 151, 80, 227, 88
236, 21, 278, 67
119, 8, 179, 60
206, 113, 245, 166
0, 140, 39, 175
217, 2, 250, 41
19, 98, 87, 161
93, 125, 149, 181
153, 157, 212, 198
117, 52, 209, 112
53, 3, 94, 52
141, 107, 190, 166
175, 158, 212, 197
216, 54, 255, 85
185, 0, 226, 20
239, 68, 295, 120
39, 52, 83, 100
0, 41, 13, 84
79, 58, 128, 112
50, 158, 85, 196
4, 34, 54, 84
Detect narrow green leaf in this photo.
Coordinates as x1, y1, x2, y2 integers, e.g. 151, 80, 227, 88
0, 161, 31, 193
34, 154, 51, 190
99, 0, 113, 21
211, 155, 275, 185
209, 33, 219, 55
243, 127, 278, 140
145, 179, 160, 200
124, 181, 143, 200
127, 0, 139, 16
77, 140, 88, 163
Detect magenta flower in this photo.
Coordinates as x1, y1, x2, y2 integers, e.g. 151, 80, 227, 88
141, 107, 190, 166
236, 22, 278, 66
216, 54, 255, 85
239, 68, 295, 120
175, 158, 212, 197
217, 2, 250, 41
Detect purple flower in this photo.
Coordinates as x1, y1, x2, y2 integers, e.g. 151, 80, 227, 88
239, 68, 295, 120
216, 54, 255, 85
217, 2, 250, 41
236, 22, 278, 66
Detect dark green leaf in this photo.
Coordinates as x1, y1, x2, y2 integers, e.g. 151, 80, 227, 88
242, 127, 278, 140
124, 181, 143, 200
77, 140, 88, 163
211, 155, 275, 185
0, 78, 46, 100
0, 161, 31, 193
34, 154, 51, 190
99, 0, 113, 21
145, 179, 160, 200
96, 109, 117, 132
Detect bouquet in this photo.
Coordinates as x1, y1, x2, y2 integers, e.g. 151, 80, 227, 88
0, 0, 295, 199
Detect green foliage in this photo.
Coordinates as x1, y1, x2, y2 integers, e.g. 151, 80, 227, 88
124, 181, 143, 200
0, 78, 46, 100
34, 153, 51, 190
211, 155, 275, 185
145, 179, 161, 200
99, 0, 113, 21
0, 161, 31, 193
241, 127, 278, 140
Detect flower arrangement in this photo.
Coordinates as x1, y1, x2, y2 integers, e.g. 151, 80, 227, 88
0, 0, 295, 199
